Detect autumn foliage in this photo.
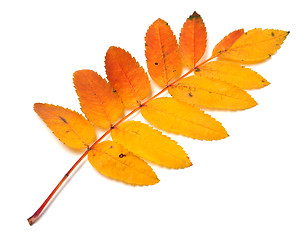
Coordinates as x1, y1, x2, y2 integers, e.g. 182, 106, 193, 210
28, 11, 289, 225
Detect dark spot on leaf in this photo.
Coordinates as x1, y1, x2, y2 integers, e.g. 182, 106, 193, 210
271, 32, 275, 37
173, 69, 176, 72
155, 62, 158, 65
262, 79, 265, 82
113, 90, 117, 93
59, 116, 68, 124
66, 130, 70, 133
268, 54, 272, 57
119, 154, 126, 158
188, 11, 201, 20
189, 92, 193, 97
109, 145, 113, 148
245, 32, 247, 35
195, 67, 200, 72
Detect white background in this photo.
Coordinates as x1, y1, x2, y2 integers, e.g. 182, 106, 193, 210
1, 0, 304, 239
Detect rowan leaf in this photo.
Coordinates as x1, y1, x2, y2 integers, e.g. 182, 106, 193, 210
111, 121, 192, 169
217, 28, 289, 63
141, 97, 228, 141
73, 70, 123, 129
28, 13, 290, 226
168, 75, 257, 110
145, 18, 181, 87
88, 141, 159, 186
179, 11, 207, 68
34, 103, 95, 149
212, 29, 244, 56
196, 60, 270, 89
105, 46, 150, 108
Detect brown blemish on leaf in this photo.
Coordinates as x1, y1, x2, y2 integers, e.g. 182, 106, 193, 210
188, 11, 201, 20
59, 116, 68, 124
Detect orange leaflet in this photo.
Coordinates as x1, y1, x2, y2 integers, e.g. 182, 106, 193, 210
179, 11, 207, 68
34, 103, 95, 149
105, 47, 150, 108
212, 29, 244, 56
145, 18, 181, 87
73, 70, 123, 129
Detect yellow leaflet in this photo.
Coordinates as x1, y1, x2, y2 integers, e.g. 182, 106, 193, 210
111, 121, 192, 169
34, 103, 95, 149
168, 75, 257, 110
197, 60, 270, 89
89, 141, 159, 186
218, 28, 289, 63
141, 97, 228, 141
